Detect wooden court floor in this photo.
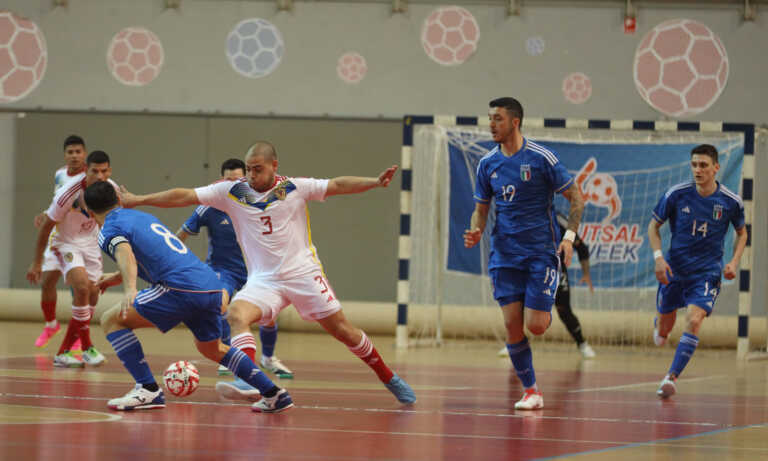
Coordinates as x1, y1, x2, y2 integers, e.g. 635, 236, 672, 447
0, 320, 766, 460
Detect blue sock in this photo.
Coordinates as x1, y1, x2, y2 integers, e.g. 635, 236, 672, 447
220, 316, 231, 346
259, 324, 278, 358
107, 329, 155, 385
220, 347, 277, 394
507, 337, 536, 389
669, 332, 698, 377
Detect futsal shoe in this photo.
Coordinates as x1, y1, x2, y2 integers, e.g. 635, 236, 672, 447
215, 377, 262, 401
53, 351, 84, 368
82, 346, 106, 366
34, 324, 61, 348
579, 342, 596, 359
251, 388, 294, 414
217, 364, 233, 376
108, 384, 165, 411
514, 389, 544, 410
497, 346, 509, 357
656, 374, 677, 399
260, 356, 294, 379
385, 374, 417, 404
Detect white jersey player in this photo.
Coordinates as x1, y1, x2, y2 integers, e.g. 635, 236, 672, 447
120, 141, 417, 407
28, 150, 114, 368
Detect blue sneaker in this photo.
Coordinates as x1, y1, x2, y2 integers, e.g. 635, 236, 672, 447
108, 384, 165, 411
385, 374, 416, 404
251, 388, 294, 413
215, 377, 261, 402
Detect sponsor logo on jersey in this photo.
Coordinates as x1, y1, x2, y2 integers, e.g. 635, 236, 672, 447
682, 206, 690, 214
713, 204, 723, 220
520, 164, 531, 181
220, 219, 229, 225
491, 172, 498, 179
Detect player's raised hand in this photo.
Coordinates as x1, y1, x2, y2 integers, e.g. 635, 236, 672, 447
558, 240, 573, 268
118, 185, 139, 208
464, 228, 482, 248
378, 165, 399, 188
724, 262, 738, 280
26, 263, 42, 285
654, 257, 673, 284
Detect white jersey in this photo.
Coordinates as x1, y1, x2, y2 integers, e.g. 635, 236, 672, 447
195, 176, 329, 279
46, 174, 117, 246
54, 166, 80, 192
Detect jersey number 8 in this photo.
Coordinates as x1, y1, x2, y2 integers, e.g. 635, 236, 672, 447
151, 223, 188, 254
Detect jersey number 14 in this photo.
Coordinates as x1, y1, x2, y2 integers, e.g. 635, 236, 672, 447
691, 220, 708, 237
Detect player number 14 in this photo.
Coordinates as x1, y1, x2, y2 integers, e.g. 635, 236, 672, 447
691, 220, 708, 237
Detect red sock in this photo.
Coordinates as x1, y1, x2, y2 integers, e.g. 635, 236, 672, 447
57, 318, 81, 354
78, 321, 93, 350
349, 332, 394, 383
41, 301, 56, 323
231, 332, 258, 363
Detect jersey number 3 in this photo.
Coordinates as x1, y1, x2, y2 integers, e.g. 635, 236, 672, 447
150, 223, 188, 254
260, 216, 273, 235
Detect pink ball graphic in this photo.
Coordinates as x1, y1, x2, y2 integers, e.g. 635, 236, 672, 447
0, 11, 47, 103
562, 72, 592, 104
337, 52, 367, 84
421, 6, 480, 66
634, 19, 728, 117
107, 27, 164, 87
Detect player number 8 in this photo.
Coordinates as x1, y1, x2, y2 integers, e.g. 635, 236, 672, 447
150, 223, 188, 254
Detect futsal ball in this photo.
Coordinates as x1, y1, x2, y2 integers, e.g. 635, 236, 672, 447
106, 27, 164, 86
162, 361, 200, 397
633, 19, 728, 117
421, 6, 480, 66
0, 11, 47, 103
225, 18, 285, 78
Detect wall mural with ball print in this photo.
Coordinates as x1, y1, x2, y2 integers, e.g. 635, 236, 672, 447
0, 7, 731, 119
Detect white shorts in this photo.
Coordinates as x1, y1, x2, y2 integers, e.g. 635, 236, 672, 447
233, 271, 342, 325
44, 242, 103, 283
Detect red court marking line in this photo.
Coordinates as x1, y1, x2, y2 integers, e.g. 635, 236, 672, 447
0, 392, 725, 427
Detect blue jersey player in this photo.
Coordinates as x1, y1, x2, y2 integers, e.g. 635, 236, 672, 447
84, 181, 293, 413
649, 144, 747, 399
177, 159, 293, 379
464, 97, 585, 410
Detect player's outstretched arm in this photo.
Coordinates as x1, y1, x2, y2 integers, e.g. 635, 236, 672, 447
648, 218, 673, 284
175, 228, 191, 243
325, 165, 398, 197
724, 226, 748, 280
26, 215, 57, 285
113, 243, 139, 319
464, 203, 489, 248
558, 183, 584, 267
119, 186, 201, 209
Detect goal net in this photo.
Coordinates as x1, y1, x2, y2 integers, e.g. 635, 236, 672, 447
401, 118, 749, 349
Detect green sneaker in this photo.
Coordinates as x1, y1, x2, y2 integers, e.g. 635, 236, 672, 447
53, 351, 84, 368
82, 346, 106, 366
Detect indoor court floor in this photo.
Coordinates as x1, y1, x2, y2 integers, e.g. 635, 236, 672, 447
0, 320, 766, 460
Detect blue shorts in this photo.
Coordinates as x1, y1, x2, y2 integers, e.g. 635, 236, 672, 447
490, 254, 560, 311
133, 285, 224, 342
656, 275, 721, 316
213, 268, 247, 298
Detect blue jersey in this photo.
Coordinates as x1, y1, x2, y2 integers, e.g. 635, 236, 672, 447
98, 208, 222, 291
474, 139, 574, 268
652, 181, 744, 278
182, 206, 247, 277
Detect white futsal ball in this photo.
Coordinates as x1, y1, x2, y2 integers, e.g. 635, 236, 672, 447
163, 360, 200, 397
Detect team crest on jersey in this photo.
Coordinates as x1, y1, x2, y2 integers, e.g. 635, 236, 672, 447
272, 180, 290, 201
64, 252, 73, 262
713, 204, 723, 220
520, 164, 531, 181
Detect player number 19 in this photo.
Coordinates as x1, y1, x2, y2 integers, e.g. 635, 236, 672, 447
691, 219, 708, 237
502, 184, 516, 202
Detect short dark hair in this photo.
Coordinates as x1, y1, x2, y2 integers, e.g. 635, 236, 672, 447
83, 181, 118, 214
221, 158, 246, 176
246, 141, 278, 162
63, 135, 85, 150
86, 150, 110, 166
691, 144, 718, 164
489, 97, 524, 126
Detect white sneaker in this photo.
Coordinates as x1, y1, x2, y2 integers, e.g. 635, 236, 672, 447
108, 384, 165, 410
82, 346, 106, 366
53, 351, 84, 368
251, 388, 294, 414
215, 377, 261, 402
497, 346, 508, 357
514, 389, 544, 410
260, 356, 294, 379
217, 364, 233, 376
656, 374, 677, 399
579, 342, 596, 359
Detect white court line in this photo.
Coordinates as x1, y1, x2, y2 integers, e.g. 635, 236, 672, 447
568, 374, 728, 393
0, 403, 122, 424
0, 392, 723, 427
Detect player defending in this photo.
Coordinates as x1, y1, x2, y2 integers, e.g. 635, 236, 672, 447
119, 141, 416, 405
27, 150, 113, 368
33, 135, 87, 350
86, 181, 292, 413
465, 97, 584, 410
176, 158, 293, 379
649, 144, 747, 399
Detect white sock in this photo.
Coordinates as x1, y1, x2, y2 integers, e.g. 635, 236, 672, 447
45, 320, 58, 328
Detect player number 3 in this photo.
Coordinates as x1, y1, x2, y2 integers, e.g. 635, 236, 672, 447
150, 223, 188, 254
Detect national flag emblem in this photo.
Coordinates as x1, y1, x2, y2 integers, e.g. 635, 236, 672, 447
713, 204, 723, 220
520, 164, 531, 181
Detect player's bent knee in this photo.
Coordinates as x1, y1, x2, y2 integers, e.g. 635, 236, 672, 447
528, 323, 548, 336
100, 305, 121, 334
